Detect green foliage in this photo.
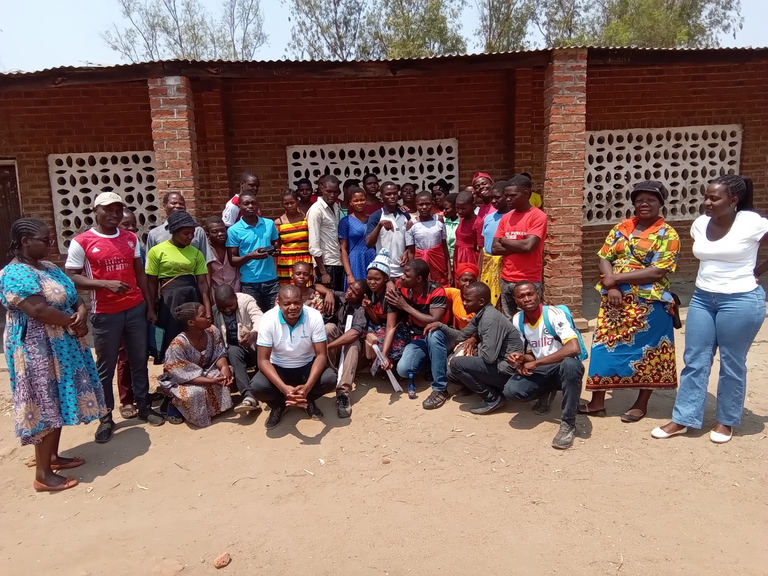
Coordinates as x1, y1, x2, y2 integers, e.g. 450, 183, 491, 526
286, 0, 369, 60
476, 0, 534, 52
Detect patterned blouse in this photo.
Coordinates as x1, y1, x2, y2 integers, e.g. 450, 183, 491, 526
597, 217, 680, 302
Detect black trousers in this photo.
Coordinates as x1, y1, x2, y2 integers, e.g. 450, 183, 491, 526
227, 344, 258, 398
316, 264, 345, 291
448, 356, 511, 401
248, 360, 337, 408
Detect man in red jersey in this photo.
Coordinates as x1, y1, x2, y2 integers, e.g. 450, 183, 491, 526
66, 192, 164, 443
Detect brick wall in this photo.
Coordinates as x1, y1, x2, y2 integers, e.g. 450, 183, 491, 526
0, 81, 153, 262
585, 60, 768, 281
210, 72, 516, 218
513, 68, 547, 194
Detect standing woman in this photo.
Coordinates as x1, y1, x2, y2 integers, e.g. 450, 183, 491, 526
400, 183, 419, 220
294, 178, 317, 215
339, 187, 376, 288
274, 189, 312, 286
431, 179, 451, 216
146, 210, 211, 361
653, 175, 768, 443
0, 218, 106, 491
472, 172, 495, 219
453, 190, 480, 275
405, 191, 452, 287
581, 182, 680, 422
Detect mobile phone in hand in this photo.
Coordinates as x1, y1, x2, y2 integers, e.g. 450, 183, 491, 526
260, 246, 276, 255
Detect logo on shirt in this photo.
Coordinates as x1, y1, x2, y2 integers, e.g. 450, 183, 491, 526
128, 241, 135, 249
92, 247, 101, 253
504, 231, 527, 240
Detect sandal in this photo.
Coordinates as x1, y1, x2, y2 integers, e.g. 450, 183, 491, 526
51, 456, 85, 471
167, 415, 184, 425
577, 404, 606, 416
234, 397, 261, 414
119, 405, 138, 419
33, 476, 79, 492
620, 410, 646, 423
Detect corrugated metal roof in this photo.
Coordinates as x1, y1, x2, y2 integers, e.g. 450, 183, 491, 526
1, 45, 766, 77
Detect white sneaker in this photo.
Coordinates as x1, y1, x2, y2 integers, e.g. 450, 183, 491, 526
710, 429, 732, 444
651, 425, 688, 439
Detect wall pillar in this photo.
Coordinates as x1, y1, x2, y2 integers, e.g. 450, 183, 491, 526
148, 76, 201, 216
541, 49, 587, 322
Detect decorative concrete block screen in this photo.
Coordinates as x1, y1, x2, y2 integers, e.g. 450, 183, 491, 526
286, 139, 459, 193
583, 125, 742, 225
47, 152, 160, 252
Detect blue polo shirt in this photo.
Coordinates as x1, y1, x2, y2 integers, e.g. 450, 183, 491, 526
226, 216, 279, 283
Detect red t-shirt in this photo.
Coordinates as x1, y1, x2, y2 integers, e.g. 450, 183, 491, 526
493, 207, 547, 282
66, 229, 144, 314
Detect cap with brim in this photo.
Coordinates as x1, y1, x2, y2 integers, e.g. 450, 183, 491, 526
630, 180, 667, 205
167, 210, 200, 233
94, 192, 124, 207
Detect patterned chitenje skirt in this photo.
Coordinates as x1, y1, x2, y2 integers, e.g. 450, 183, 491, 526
479, 250, 502, 307
162, 366, 233, 428
586, 294, 678, 391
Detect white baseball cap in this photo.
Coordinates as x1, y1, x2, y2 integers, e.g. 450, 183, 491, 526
94, 192, 124, 207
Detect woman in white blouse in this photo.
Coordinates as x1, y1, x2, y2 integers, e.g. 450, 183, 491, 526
653, 175, 768, 443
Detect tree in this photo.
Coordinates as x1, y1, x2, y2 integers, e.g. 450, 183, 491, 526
476, 0, 534, 52
366, 0, 467, 59
286, 0, 369, 60
530, 0, 597, 47
101, 0, 267, 63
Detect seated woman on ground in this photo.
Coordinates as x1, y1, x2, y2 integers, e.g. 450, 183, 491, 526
362, 249, 412, 375
158, 303, 234, 427
288, 261, 335, 317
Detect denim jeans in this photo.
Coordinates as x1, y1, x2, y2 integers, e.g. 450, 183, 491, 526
503, 357, 584, 425
672, 286, 765, 428
91, 301, 150, 418
499, 280, 542, 318
241, 278, 280, 313
396, 330, 449, 391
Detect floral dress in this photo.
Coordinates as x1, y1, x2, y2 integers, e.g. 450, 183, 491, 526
157, 326, 232, 427
0, 261, 105, 445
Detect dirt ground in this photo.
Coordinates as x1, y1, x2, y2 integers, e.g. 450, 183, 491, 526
0, 323, 767, 576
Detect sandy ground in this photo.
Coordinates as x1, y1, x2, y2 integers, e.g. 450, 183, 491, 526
0, 323, 767, 576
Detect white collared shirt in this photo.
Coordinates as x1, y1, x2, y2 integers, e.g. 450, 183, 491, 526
306, 197, 342, 266
256, 306, 327, 367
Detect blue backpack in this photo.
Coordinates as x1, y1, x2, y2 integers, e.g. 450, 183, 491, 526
517, 305, 588, 362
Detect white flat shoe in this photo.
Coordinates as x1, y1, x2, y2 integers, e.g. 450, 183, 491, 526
651, 426, 688, 439
710, 429, 732, 444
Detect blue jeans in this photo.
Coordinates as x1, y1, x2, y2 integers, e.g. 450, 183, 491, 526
241, 279, 280, 313
673, 286, 765, 428
396, 331, 449, 391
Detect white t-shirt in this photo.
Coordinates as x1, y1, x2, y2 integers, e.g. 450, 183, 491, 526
256, 305, 326, 368
65, 228, 141, 268
512, 307, 578, 360
222, 197, 240, 227
691, 211, 768, 294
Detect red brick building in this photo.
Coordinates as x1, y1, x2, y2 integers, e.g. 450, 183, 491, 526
1, 47, 766, 319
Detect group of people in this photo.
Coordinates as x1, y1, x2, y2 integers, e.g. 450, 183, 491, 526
2, 167, 766, 493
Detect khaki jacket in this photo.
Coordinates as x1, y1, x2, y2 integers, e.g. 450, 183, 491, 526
212, 293, 263, 348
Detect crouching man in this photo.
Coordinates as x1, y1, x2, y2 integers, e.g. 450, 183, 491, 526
248, 285, 337, 429
505, 281, 585, 450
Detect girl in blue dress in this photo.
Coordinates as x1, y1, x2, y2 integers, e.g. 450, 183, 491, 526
339, 187, 376, 289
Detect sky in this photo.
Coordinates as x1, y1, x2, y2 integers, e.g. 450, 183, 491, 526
0, 0, 765, 72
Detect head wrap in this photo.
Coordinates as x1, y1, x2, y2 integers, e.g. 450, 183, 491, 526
456, 263, 479, 279
167, 210, 200, 233
472, 172, 493, 184
367, 248, 391, 277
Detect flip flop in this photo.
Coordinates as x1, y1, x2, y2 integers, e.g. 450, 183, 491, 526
119, 405, 138, 419
234, 398, 261, 414
33, 476, 79, 492
577, 404, 606, 416
620, 410, 646, 423
51, 457, 85, 471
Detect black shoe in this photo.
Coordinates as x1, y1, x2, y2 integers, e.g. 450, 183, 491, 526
265, 404, 285, 429
336, 394, 352, 419
306, 400, 324, 420
137, 408, 165, 426
422, 390, 450, 410
552, 422, 577, 450
94, 418, 115, 444
469, 395, 505, 415
532, 391, 557, 416
457, 386, 475, 397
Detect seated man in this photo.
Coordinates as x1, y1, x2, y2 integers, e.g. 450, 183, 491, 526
424, 282, 523, 415
248, 285, 337, 429
505, 281, 585, 450
384, 259, 450, 410
212, 285, 263, 414
325, 279, 372, 419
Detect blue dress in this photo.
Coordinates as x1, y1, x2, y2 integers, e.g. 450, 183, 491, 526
0, 261, 105, 445
339, 215, 376, 289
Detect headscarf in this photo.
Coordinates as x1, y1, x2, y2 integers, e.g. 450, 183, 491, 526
472, 172, 493, 184
367, 248, 391, 277
455, 262, 479, 279
167, 210, 200, 233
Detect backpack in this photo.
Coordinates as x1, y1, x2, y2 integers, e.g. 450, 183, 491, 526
517, 305, 588, 362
